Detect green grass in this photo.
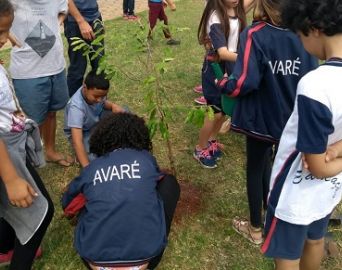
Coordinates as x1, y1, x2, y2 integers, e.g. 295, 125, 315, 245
1, 0, 341, 269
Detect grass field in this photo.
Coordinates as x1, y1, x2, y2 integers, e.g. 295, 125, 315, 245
0, 0, 341, 269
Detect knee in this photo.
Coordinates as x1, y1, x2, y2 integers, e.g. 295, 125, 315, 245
158, 174, 180, 201
306, 238, 324, 246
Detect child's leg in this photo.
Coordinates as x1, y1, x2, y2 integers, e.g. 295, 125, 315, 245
299, 238, 324, 270
275, 259, 300, 270
246, 137, 273, 229
10, 162, 54, 270
0, 218, 15, 253
208, 113, 226, 141
148, 3, 160, 38
148, 174, 180, 269
198, 112, 223, 149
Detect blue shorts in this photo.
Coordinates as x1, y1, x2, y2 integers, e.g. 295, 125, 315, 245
202, 59, 229, 114
261, 210, 331, 260
13, 70, 69, 125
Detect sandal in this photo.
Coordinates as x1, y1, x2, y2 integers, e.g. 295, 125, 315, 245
46, 154, 74, 167
232, 217, 263, 245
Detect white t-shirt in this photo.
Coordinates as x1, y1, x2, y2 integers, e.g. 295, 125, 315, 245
207, 11, 240, 53
269, 59, 342, 225
9, 0, 68, 79
0, 65, 25, 134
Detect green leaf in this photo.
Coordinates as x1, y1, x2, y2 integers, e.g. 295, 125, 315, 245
159, 121, 169, 139
148, 121, 158, 139
207, 106, 215, 120
91, 34, 105, 46
90, 47, 105, 61
163, 58, 174, 62
72, 43, 88, 52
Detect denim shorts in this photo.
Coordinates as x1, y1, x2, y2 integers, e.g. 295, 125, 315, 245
13, 70, 69, 125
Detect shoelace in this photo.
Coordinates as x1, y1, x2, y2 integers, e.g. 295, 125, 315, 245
209, 141, 224, 152
199, 148, 212, 158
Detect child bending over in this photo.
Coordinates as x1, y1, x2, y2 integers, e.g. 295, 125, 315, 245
64, 70, 124, 168
62, 113, 180, 270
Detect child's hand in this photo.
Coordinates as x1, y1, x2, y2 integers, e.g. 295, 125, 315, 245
165, 0, 176, 10
216, 77, 228, 89
79, 20, 95, 40
8, 33, 21, 48
5, 177, 38, 208
111, 104, 125, 113
325, 146, 339, 162
302, 146, 339, 170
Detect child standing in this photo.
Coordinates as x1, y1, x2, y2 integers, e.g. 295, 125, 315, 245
0, 1, 54, 268
217, 0, 317, 244
147, 0, 180, 45
261, 0, 342, 269
64, 70, 123, 168
62, 113, 180, 270
193, 0, 248, 168
9, 0, 72, 167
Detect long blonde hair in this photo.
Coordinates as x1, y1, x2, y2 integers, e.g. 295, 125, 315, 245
253, 0, 282, 25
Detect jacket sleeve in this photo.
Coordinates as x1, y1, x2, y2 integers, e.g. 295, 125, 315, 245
61, 174, 85, 210
221, 23, 266, 97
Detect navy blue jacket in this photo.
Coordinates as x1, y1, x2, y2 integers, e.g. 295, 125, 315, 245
220, 22, 318, 142
62, 149, 167, 265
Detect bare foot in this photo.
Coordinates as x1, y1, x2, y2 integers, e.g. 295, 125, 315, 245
46, 152, 74, 167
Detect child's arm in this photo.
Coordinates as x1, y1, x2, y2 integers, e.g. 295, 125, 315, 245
303, 139, 342, 169
104, 100, 124, 113
0, 140, 38, 208
164, 0, 176, 11
68, 0, 95, 40
58, 13, 66, 26
61, 174, 86, 210
217, 47, 238, 62
71, 128, 90, 168
217, 28, 263, 96
304, 153, 342, 179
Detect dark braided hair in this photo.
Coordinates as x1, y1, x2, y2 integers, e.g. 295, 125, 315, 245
0, 0, 13, 16
282, 0, 342, 36
89, 113, 152, 156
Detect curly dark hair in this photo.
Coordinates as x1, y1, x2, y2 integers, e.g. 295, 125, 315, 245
281, 0, 342, 36
89, 113, 152, 156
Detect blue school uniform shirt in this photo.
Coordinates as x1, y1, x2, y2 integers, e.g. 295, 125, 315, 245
62, 148, 167, 264
63, 87, 104, 140
220, 21, 318, 142
268, 59, 342, 225
66, 0, 100, 22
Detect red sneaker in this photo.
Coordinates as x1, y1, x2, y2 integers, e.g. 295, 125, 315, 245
0, 247, 42, 267
194, 96, 207, 105
193, 85, 203, 93
123, 13, 129, 20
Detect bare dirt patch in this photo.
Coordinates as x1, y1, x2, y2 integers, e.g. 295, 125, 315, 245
173, 181, 204, 224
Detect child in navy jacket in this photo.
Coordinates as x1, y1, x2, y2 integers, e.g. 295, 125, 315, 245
217, 0, 317, 244
62, 113, 180, 270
